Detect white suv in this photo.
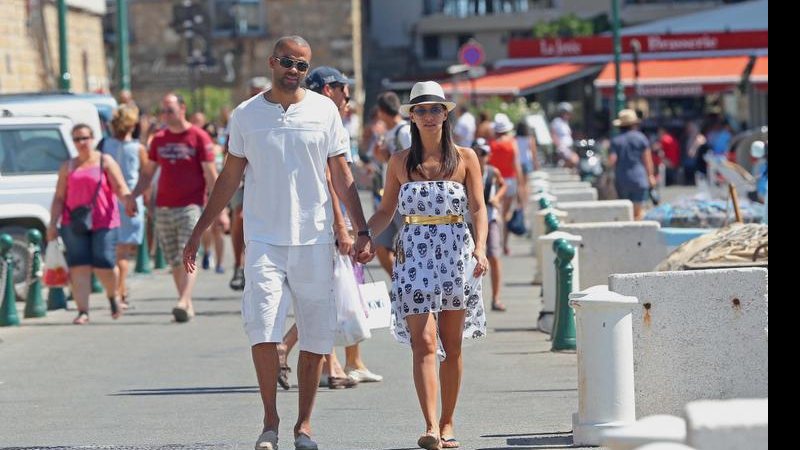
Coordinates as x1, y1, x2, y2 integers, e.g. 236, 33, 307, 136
0, 116, 77, 300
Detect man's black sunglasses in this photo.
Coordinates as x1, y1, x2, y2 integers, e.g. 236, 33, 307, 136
273, 56, 310, 72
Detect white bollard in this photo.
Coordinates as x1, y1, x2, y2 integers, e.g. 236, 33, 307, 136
537, 230, 582, 334
601, 415, 688, 450
569, 286, 639, 446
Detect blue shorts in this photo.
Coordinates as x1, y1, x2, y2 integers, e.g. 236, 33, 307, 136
116, 199, 144, 245
615, 184, 649, 204
60, 226, 118, 268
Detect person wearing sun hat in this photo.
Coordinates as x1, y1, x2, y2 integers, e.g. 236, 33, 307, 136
489, 112, 524, 257
608, 108, 657, 220
367, 80, 488, 450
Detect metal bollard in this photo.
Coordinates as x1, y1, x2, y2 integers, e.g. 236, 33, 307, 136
0, 233, 20, 326
23, 229, 46, 318
135, 218, 152, 274
545, 212, 561, 234
91, 273, 103, 293
154, 241, 167, 270
551, 238, 577, 351
47, 285, 68, 310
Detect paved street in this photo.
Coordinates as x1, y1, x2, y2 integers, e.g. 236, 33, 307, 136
1, 197, 598, 450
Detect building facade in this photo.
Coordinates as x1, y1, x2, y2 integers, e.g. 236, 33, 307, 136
366, 0, 750, 96
109, 0, 359, 110
0, 0, 109, 94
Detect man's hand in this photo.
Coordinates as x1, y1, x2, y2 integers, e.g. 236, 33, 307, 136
125, 196, 139, 217
182, 232, 202, 274
354, 235, 373, 264
335, 227, 354, 256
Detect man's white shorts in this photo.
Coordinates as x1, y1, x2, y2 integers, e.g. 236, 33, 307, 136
242, 241, 336, 355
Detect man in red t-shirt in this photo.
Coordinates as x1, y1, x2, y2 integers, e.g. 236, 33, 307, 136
657, 126, 681, 186
128, 93, 218, 322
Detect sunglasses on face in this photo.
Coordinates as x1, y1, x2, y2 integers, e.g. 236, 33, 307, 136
331, 84, 351, 103
273, 56, 310, 72
412, 105, 445, 117
159, 107, 176, 115
72, 136, 93, 143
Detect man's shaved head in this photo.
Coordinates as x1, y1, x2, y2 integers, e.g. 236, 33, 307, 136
274, 36, 311, 55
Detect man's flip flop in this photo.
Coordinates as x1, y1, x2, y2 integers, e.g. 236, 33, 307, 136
441, 437, 460, 448
417, 434, 440, 450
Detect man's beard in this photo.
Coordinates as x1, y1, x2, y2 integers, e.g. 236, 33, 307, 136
277, 74, 302, 92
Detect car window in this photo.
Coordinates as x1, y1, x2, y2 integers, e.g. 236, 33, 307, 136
0, 127, 70, 175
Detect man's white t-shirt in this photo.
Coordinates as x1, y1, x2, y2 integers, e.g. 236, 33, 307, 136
384, 121, 412, 155
454, 111, 476, 147
227, 90, 349, 246
550, 116, 573, 154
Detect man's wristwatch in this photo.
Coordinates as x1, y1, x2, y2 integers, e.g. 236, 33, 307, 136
357, 229, 372, 239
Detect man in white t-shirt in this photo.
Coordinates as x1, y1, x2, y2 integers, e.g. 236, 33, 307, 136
454, 104, 476, 147
550, 101, 579, 167
182, 36, 372, 450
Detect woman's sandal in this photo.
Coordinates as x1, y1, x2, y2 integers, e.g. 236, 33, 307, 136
417, 433, 441, 450
73, 311, 89, 325
441, 437, 460, 448
109, 297, 122, 319
491, 302, 507, 312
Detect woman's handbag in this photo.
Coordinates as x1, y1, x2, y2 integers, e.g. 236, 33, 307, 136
66, 156, 104, 235
506, 207, 527, 236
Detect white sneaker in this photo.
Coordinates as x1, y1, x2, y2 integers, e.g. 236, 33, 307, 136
346, 368, 383, 383
255, 430, 278, 450
294, 433, 318, 450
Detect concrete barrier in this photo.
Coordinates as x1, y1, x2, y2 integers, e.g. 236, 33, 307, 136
557, 200, 634, 224
560, 221, 664, 288
609, 269, 768, 418
549, 188, 598, 203
685, 399, 768, 450
531, 180, 593, 193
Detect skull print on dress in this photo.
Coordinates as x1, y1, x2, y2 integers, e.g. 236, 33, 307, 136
390, 180, 486, 361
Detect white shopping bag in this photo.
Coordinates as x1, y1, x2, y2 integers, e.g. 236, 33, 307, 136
358, 280, 392, 330
43, 241, 69, 287
333, 254, 371, 346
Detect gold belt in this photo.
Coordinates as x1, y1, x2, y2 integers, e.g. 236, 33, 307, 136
404, 215, 463, 225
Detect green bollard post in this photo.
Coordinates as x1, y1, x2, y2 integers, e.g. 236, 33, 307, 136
154, 240, 167, 270
91, 272, 103, 293
47, 285, 68, 310
539, 197, 552, 210
0, 234, 20, 326
135, 219, 152, 274
544, 212, 561, 234
23, 229, 46, 318
551, 238, 577, 352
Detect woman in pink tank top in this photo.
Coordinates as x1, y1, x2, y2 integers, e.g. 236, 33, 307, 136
47, 124, 132, 325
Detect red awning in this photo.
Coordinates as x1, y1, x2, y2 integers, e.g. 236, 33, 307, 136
595, 55, 768, 97
441, 64, 598, 97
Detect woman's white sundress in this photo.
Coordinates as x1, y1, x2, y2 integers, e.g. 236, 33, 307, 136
390, 180, 487, 359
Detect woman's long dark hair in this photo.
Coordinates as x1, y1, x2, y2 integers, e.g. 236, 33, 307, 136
405, 108, 460, 180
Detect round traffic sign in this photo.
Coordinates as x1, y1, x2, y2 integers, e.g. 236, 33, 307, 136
458, 41, 485, 67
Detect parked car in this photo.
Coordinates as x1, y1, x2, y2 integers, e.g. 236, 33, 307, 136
0, 96, 104, 139
0, 115, 76, 300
